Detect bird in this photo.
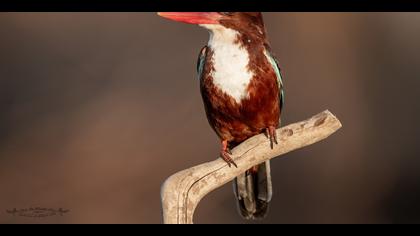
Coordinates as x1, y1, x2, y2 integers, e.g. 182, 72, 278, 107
158, 12, 284, 220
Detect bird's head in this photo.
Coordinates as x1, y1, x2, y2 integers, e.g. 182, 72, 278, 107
157, 12, 266, 38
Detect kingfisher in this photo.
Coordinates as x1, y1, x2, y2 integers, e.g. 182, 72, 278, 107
158, 12, 284, 219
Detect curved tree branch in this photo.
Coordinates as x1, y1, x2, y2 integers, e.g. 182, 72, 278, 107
161, 110, 342, 224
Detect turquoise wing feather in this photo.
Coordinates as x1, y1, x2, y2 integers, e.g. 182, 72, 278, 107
265, 50, 285, 111
196, 46, 207, 80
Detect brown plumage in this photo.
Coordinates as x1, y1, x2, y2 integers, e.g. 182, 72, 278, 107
200, 45, 280, 146
158, 12, 284, 220
198, 13, 282, 219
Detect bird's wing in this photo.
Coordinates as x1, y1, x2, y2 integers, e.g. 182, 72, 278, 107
196, 46, 208, 80
265, 50, 285, 111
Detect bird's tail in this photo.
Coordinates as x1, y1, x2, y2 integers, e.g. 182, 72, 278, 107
233, 160, 272, 220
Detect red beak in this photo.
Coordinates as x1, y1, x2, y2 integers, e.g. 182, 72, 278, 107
157, 12, 222, 25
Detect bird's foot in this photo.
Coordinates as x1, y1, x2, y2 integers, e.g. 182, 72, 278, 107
265, 126, 278, 149
220, 140, 237, 168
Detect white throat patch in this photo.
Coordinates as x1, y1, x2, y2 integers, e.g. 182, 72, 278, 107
201, 24, 254, 103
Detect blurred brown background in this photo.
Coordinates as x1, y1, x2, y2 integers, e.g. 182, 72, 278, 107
0, 12, 419, 224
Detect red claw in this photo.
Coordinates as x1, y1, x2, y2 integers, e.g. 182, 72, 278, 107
220, 140, 237, 168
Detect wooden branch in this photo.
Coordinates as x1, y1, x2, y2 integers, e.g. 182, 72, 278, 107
161, 110, 342, 224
